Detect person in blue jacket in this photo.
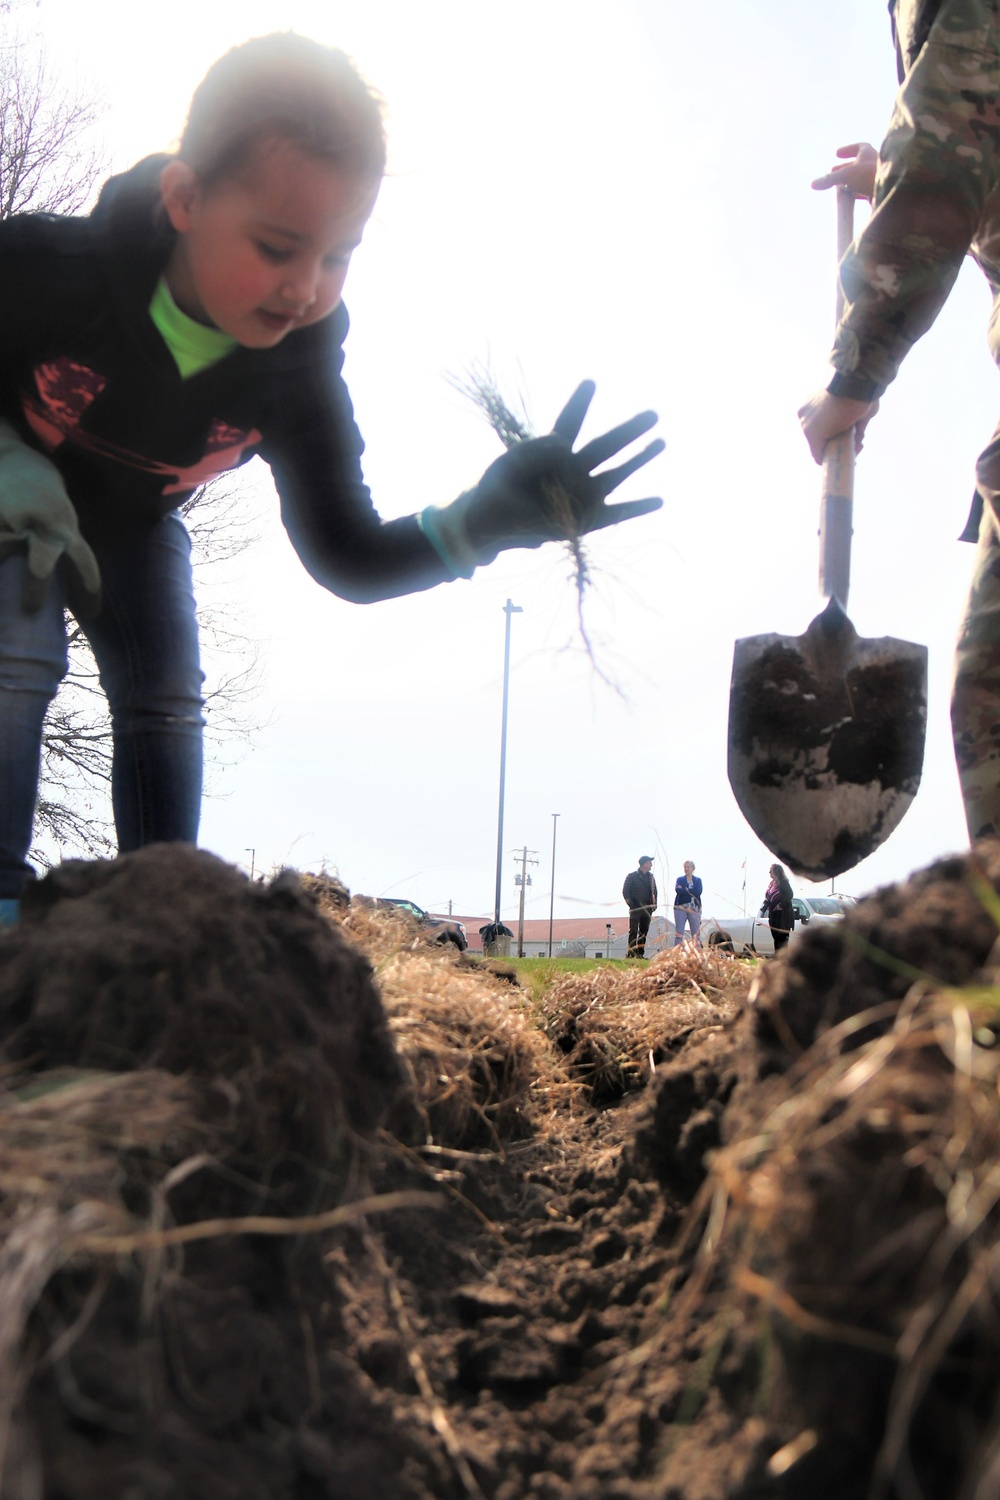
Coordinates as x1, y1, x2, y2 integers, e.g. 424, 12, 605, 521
673, 860, 703, 946
0, 32, 664, 922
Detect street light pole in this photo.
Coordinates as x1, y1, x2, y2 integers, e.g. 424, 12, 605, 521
548, 813, 560, 958
493, 599, 522, 925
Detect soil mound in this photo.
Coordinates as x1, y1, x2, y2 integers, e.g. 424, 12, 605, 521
749, 842, 1000, 1064
0, 844, 401, 1164
0, 846, 414, 1499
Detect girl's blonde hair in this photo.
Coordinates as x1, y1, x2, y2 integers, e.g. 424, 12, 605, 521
179, 33, 386, 189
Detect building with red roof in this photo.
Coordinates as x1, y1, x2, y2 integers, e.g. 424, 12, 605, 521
452, 914, 673, 958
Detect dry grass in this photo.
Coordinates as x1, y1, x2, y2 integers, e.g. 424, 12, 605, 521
378, 947, 565, 1148
0, 1069, 212, 1478
0, 1068, 208, 1207
318, 894, 569, 1149
537, 945, 750, 1102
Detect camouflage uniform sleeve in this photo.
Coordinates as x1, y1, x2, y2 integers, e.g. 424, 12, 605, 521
829, 0, 1000, 402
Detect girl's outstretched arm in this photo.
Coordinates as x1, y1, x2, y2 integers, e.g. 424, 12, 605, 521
268, 373, 663, 603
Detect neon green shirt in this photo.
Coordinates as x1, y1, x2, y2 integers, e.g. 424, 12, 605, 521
149, 277, 237, 379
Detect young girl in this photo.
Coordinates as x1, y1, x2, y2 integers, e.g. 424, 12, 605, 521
0, 33, 663, 918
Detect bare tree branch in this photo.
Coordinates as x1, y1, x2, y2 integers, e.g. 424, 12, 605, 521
0, 32, 105, 217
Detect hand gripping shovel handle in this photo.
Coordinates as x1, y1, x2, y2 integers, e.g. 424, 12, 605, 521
818, 190, 856, 609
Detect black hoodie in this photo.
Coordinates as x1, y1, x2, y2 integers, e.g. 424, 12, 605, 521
0, 156, 449, 603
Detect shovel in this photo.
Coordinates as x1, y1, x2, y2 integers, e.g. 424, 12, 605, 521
727, 190, 928, 881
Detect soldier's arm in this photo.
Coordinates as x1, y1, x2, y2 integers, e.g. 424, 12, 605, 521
830, 0, 1000, 403
811, 141, 879, 200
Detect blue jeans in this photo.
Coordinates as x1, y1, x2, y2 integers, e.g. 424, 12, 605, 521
673, 906, 702, 945
0, 513, 204, 896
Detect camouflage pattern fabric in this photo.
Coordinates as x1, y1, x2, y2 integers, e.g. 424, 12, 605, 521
891, 0, 945, 81
830, 0, 1000, 403
953, 424, 1000, 838
826, 0, 1000, 841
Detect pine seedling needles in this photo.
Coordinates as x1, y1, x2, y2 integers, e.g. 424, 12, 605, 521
448, 363, 625, 697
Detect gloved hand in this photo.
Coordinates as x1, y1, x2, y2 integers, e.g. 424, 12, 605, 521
0, 419, 101, 617
419, 382, 663, 577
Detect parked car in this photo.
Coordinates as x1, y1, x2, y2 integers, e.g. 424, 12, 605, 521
700, 894, 855, 957
361, 896, 468, 951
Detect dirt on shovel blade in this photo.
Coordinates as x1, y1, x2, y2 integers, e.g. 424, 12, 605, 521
728, 633, 927, 879
6, 841, 1000, 1498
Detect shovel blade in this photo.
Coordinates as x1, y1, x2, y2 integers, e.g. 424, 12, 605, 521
727, 603, 928, 880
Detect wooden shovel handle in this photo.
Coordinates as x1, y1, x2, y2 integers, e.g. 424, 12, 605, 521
819, 190, 856, 608
834, 189, 854, 322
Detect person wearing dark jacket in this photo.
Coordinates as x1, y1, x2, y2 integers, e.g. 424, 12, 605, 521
623, 856, 658, 958
760, 863, 795, 952
0, 33, 665, 920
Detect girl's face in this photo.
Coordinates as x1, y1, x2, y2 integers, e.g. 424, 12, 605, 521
160, 139, 380, 348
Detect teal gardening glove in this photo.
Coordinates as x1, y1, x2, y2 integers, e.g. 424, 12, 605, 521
0, 419, 101, 616
419, 382, 664, 578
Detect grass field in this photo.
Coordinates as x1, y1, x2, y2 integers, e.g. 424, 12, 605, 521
493, 954, 645, 1000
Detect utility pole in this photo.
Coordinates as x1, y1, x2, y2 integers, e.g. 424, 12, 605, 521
513, 846, 538, 958
244, 847, 256, 881
548, 813, 560, 958
493, 599, 523, 925
605, 922, 613, 959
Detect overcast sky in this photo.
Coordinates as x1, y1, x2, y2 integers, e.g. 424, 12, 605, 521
28, 0, 997, 925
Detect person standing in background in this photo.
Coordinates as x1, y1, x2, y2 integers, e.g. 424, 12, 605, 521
673, 860, 703, 946
760, 863, 795, 952
623, 855, 657, 959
